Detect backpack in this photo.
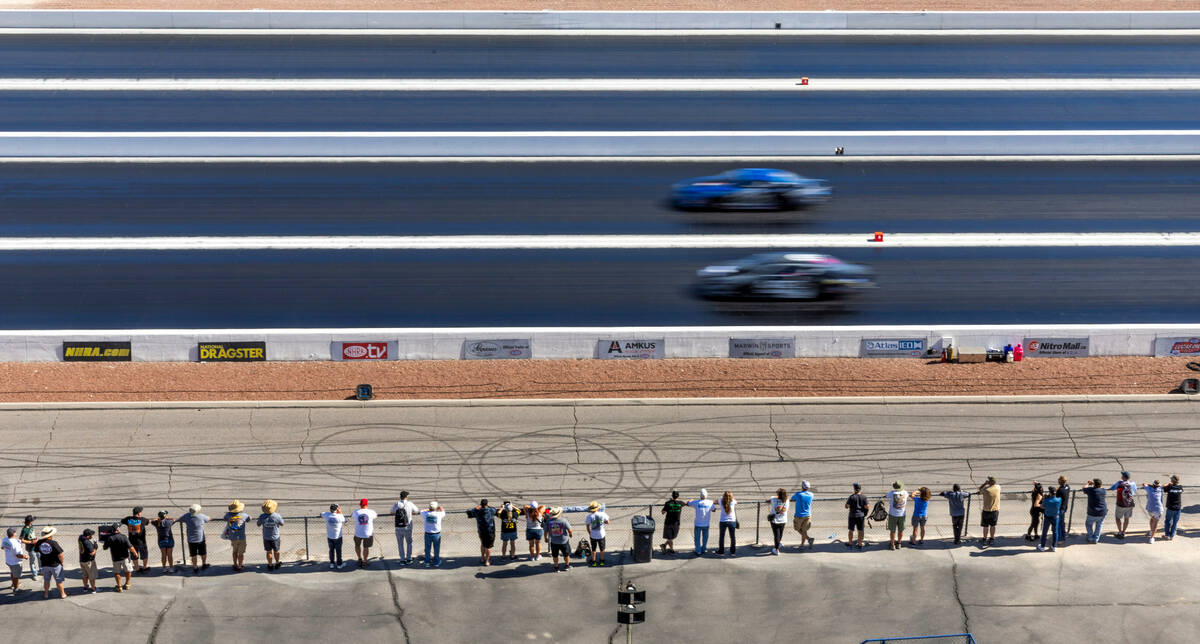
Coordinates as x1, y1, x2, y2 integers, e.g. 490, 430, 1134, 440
394, 506, 409, 528
1116, 482, 1135, 508
573, 537, 592, 559
869, 501, 888, 526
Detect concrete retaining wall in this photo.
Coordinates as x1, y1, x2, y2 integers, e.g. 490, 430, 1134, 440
2, 325, 1197, 361
2, 11, 1200, 30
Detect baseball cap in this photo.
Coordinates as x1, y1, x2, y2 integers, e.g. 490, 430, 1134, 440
801, 480, 810, 491
158, 510, 168, 518
330, 503, 339, 511
82, 528, 95, 537
360, 498, 369, 507
852, 482, 861, 491
1121, 471, 1131, 478
480, 498, 488, 506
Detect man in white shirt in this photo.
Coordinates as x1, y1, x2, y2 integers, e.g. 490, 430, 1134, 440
349, 498, 378, 568
390, 491, 419, 565
686, 489, 716, 556
319, 504, 346, 569
419, 501, 446, 568
886, 482, 909, 550
4, 527, 29, 592
585, 501, 610, 567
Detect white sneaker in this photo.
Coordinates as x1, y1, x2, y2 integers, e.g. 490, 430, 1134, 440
1037, 545, 1044, 552
1150, 537, 1156, 543
771, 548, 778, 555
337, 562, 346, 569
329, 563, 335, 570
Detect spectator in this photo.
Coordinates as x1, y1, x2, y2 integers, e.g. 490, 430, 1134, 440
524, 502, 544, 561
585, 501, 610, 567
767, 488, 788, 555
391, 491, 419, 566
103, 523, 138, 592
1143, 480, 1164, 543
1110, 472, 1137, 539
78, 528, 98, 594
420, 501, 446, 568
1056, 476, 1071, 541
179, 504, 210, 573
320, 504, 346, 569
791, 481, 815, 550
1163, 475, 1184, 541
687, 489, 716, 557
4, 527, 28, 592
121, 506, 151, 574
886, 482, 909, 550
659, 491, 685, 555
978, 477, 1001, 548
940, 484, 971, 545
152, 511, 176, 573
35, 526, 66, 600
845, 483, 868, 550
1025, 482, 1044, 542
910, 487, 931, 546
350, 499, 378, 568
466, 499, 498, 566
497, 501, 522, 561
715, 491, 738, 557
222, 500, 251, 572
20, 515, 38, 578
543, 507, 573, 572
1039, 486, 1061, 552
1082, 479, 1107, 543
257, 499, 284, 570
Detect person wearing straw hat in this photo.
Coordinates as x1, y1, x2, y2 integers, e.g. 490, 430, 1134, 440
585, 501, 610, 567
223, 500, 251, 572
257, 500, 285, 570
543, 507, 573, 572
179, 504, 210, 573
4, 527, 29, 592
35, 526, 66, 599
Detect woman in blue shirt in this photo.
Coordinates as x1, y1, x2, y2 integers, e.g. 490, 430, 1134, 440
909, 487, 931, 546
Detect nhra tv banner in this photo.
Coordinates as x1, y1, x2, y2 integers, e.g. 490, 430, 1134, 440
332, 341, 398, 361
198, 342, 266, 362
63, 341, 132, 362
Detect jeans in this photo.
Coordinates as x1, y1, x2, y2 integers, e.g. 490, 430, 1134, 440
718, 521, 737, 554
1085, 514, 1104, 542
693, 526, 709, 555
950, 515, 964, 542
770, 523, 784, 549
395, 526, 414, 561
1057, 498, 1069, 537
26, 547, 39, 576
1164, 509, 1181, 539
424, 532, 442, 565
327, 537, 343, 565
1040, 514, 1059, 549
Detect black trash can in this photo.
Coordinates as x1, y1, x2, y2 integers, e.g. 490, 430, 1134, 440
631, 515, 655, 563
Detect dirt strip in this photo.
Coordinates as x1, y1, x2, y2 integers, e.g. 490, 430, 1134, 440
10, 1, 1200, 12
0, 356, 1196, 402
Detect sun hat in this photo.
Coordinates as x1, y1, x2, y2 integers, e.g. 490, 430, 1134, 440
188, 504, 201, 513
262, 499, 278, 514
40, 526, 57, 538
548, 507, 563, 518
228, 499, 245, 512
587, 501, 602, 512
893, 481, 903, 490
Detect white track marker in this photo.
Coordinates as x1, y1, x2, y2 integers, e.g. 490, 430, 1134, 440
2, 29, 1200, 37
4, 155, 1200, 163
2, 233, 1199, 251
4, 78, 1200, 92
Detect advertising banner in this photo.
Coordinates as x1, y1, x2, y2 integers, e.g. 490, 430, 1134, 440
332, 341, 398, 361
860, 338, 926, 358
198, 341, 266, 362
462, 339, 531, 360
596, 339, 665, 360
1022, 338, 1089, 358
729, 338, 795, 359
63, 341, 132, 362
1154, 337, 1200, 357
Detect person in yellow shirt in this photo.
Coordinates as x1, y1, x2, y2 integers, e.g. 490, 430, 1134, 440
978, 477, 1001, 547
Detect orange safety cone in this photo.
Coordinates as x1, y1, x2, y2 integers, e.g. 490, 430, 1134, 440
800, 77, 809, 86
872, 231, 884, 242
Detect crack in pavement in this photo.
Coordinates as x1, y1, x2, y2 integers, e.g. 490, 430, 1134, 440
247, 408, 263, 447
166, 464, 177, 507
949, 556, 971, 635
767, 407, 785, 462
298, 408, 312, 466
385, 570, 414, 644
571, 405, 583, 465
747, 460, 763, 493
146, 577, 185, 644
1059, 403, 1082, 458
33, 411, 57, 467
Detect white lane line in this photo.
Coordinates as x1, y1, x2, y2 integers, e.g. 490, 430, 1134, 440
3, 155, 1200, 163
3, 233, 1199, 251
2, 29, 1200, 37
5, 129, 1200, 137
5, 78, 1200, 92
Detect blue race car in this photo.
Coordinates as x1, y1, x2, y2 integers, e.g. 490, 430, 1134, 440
670, 168, 832, 212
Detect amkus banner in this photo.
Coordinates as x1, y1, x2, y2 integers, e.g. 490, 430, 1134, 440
597, 339, 665, 360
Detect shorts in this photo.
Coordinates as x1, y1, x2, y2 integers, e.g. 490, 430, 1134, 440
981, 511, 999, 527
114, 559, 133, 575
80, 560, 98, 583
478, 531, 496, 548
188, 540, 207, 557
887, 515, 906, 531
549, 542, 569, 558
526, 528, 543, 541
590, 537, 606, 552
1148, 511, 1162, 520
8, 563, 23, 577
848, 516, 865, 532
158, 536, 175, 549
41, 564, 65, 584
130, 538, 147, 558
1115, 506, 1134, 520
263, 539, 281, 552
231, 539, 247, 557
501, 531, 518, 542
354, 535, 374, 548
662, 521, 680, 540
793, 516, 812, 533
912, 516, 927, 528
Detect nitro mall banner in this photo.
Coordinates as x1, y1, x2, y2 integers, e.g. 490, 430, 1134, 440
1154, 337, 1200, 357
1022, 338, 1089, 358
331, 341, 398, 361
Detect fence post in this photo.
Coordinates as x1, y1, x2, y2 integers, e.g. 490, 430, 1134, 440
304, 516, 310, 562
755, 501, 761, 546
647, 504, 653, 519
964, 494, 972, 540
179, 519, 186, 556
1068, 490, 1076, 535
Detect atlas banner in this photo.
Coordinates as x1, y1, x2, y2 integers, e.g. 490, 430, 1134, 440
860, 338, 926, 358
461, 339, 531, 360
1022, 337, 1089, 358
332, 341, 397, 361
597, 339, 665, 360
729, 338, 795, 359
198, 341, 266, 362
1154, 337, 1200, 357
63, 341, 131, 362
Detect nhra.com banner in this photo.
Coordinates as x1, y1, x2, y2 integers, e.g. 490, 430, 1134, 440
1154, 337, 1200, 357
63, 341, 132, 362
198, 342, 266, 362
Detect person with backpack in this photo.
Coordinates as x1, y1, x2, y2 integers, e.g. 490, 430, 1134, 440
466, 499, 498, 566
939, 484, 971, 544
909, 487, 932, 547
686, 489, 716, 556
222, 500, 251, 572
885, 482, 909, 550
791, 481, 815, 550
1143, 480, 1164, 543
1082, 479, 1107, 543
1109, 471, 1137, 539
978, 477, 1001, 548
497, 501, 522, 561
1163, 475, 1184, 541
1038, 486, 1062, 552
659, 491, 685, 555
767, 488, 788, 555
845, 483, 869, 549
390, 491, 418, 565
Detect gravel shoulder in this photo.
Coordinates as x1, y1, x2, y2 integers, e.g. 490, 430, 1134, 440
0, 356, 1195, 402
11, 1, 1200, 12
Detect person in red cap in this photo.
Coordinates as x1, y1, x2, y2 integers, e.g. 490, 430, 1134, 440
349, 499, 378, 568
